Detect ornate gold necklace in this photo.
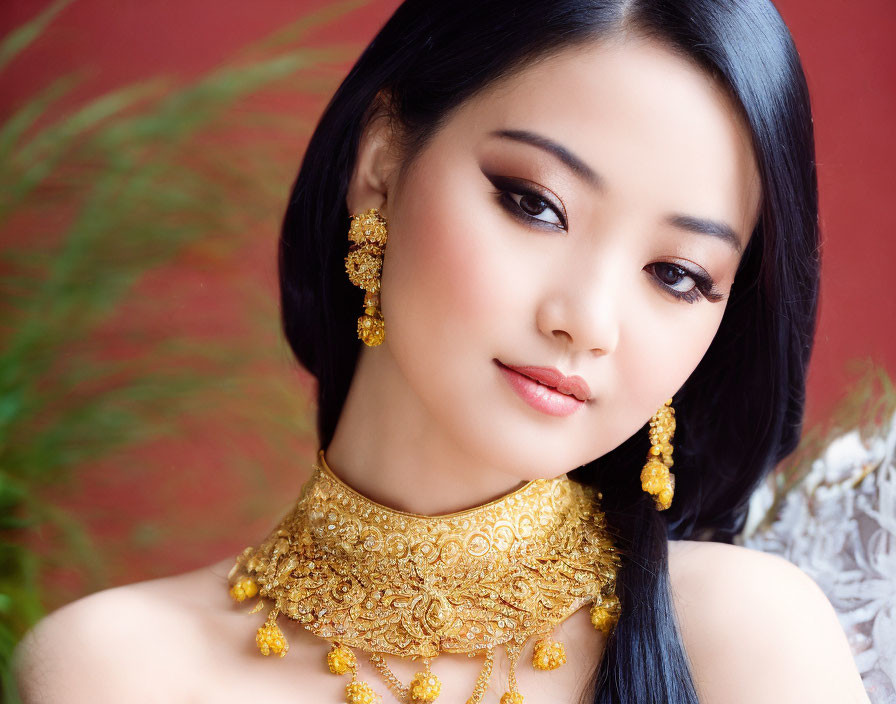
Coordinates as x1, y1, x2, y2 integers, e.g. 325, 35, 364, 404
228, 450, 621, 704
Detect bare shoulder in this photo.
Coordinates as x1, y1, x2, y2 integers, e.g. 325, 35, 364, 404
12, 555, 238, 704
667, 540, 869, 704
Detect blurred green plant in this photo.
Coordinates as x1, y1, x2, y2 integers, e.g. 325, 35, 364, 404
0, 0, 368, 699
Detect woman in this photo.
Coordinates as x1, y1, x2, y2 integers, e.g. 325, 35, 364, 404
13, 0, 871, 702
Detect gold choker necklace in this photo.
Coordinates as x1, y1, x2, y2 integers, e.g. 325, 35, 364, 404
228, 450, 621, 704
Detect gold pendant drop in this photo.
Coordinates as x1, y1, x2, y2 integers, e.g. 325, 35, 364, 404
357, 291, 385, 347
228, 576, 258, 602
500, 642, 525, 704
590, 592, 621, 636
345, 675, 380, 704
256, 609, 288, 657
346, 208, 388, 347
328, 642, 358, 675
532, 633, 567, 670
500, 693, 524, 704
328, 642, 380, 704
641, 399, 676, 510
409, 659, 442, 702
366, 652, 443, 702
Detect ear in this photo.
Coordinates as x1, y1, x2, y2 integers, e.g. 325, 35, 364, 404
346, 94, 402, 219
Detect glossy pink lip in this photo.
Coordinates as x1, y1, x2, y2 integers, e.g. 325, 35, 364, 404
500, 362, 593, 401
495, 360, 590, 417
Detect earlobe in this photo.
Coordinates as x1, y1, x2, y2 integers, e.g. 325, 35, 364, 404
346, 98, 401, 217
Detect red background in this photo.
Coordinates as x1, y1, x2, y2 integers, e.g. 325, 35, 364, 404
2, 0, 894, 598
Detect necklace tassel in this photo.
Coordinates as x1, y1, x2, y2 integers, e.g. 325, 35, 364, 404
500, 642, 525, 704
329, 643, 382, 704
229, 576, 258, 602
409, 658, 442, 702
346, 673, 381, 704
532, 631, 567, 670
465, 646, 495, 704
256, 609, 288, 657
590, 592, 621, 636
328, 642, 358, 675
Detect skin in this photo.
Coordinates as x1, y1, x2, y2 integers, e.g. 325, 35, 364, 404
327, 32, 758, 515
13, 34, 870, 704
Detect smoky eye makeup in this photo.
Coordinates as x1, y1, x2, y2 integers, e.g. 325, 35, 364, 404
480, 164, 728, 306
647, 261, 727, 304
481, 169, 568, 231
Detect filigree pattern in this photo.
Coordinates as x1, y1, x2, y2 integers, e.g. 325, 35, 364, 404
229, 451, 620, 659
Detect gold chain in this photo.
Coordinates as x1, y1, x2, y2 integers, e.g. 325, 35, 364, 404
506, 641, 522, 696
467, 647, 496, 704
366, 648, 497, 704
367, 652, 410, 702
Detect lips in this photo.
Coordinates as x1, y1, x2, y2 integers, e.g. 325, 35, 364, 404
497, 361, 592, 402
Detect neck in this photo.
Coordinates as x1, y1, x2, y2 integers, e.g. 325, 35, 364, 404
325, 348, 534, 516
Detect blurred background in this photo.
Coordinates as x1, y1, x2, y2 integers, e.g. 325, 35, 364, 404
0, 0, 894, 699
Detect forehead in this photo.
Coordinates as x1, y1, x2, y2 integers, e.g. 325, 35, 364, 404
438, 35, 762, 246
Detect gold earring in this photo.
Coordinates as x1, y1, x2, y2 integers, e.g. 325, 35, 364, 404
345, 207, 387, 346
640, 398, 676, 510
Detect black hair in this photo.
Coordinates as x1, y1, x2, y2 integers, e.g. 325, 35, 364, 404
277, 1, 818, 702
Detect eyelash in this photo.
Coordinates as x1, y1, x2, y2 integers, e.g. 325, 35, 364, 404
488, 174, 726, 305
487, 174, 567, 230
648, 263, 726, 304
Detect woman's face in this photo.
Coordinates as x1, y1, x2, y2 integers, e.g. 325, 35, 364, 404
356, 35, 760, 480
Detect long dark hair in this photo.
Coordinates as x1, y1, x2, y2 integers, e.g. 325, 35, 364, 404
278, 1, 819, 702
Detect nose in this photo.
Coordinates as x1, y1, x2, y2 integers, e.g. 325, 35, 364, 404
535, 255, 621, 356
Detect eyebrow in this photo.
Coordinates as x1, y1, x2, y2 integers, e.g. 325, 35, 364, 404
489, 128, 744, 254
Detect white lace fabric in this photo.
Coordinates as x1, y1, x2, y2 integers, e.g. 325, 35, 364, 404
741, 411, 896, 703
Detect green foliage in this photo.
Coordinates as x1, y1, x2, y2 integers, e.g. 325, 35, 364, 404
0, 0, 72, 74
0, 1, 367, 699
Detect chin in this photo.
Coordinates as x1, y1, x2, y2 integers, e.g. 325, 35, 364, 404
457, 412, 593, 478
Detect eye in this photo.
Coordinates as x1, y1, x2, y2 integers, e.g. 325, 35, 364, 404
505, 191, 564, 228
483, 172, 567, 230
649, 262, 725, 304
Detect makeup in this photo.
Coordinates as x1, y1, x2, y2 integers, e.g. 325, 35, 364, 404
495, 359, 587, 417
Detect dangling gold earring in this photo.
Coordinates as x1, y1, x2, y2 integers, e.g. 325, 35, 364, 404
640, 398, 676, 510
345, 207, 387, 346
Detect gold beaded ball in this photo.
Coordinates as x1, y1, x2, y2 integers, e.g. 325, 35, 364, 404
358, 313, 385, 346
327, 643, 357, 675
500, 692, 525, 704
346, 679, 380, 704
409, 670, 442, 702
348, 207, 388, 246
590, 605, 616, 636
228, 576, 258, 602
345, 243, 384, 292
648, 401, 676, 457
532, 638, 567, 670
256, 618, 288, 657
590, 593, 621, 636
640, 459, 670, 495
640, 456, 675, 510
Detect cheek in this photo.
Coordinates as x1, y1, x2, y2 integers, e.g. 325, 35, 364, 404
618, 295, 726, 423
377, 151, 549, 473
568, 298, 725, 470
381, 164, 517, 355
